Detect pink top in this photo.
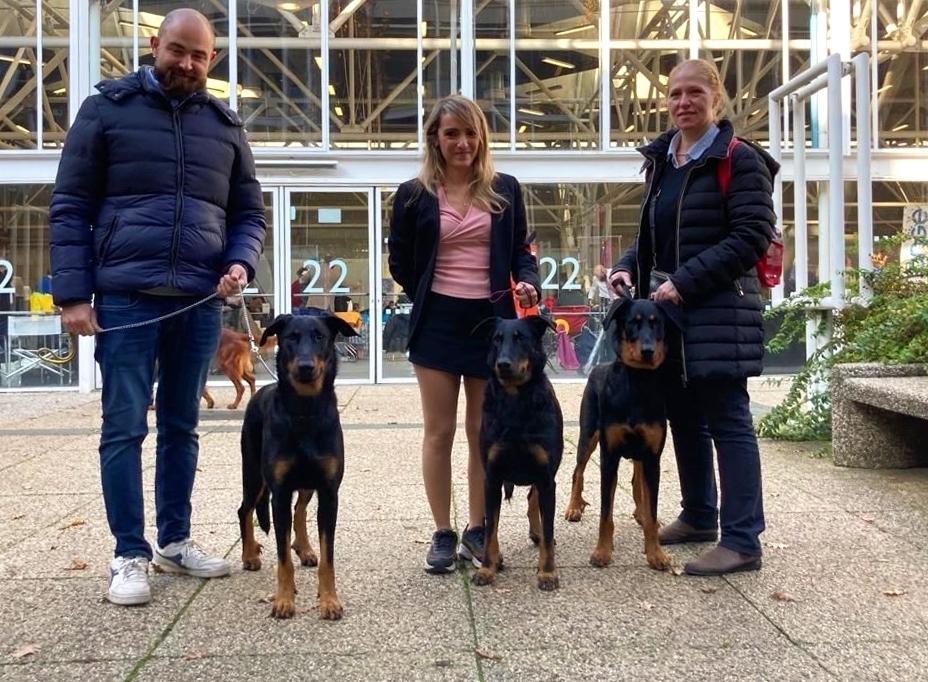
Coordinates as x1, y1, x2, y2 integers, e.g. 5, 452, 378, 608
431, 187, 492, 299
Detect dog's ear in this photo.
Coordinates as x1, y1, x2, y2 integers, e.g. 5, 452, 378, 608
471, 316, 499, 339
325, 315, 359, 340
525, 314, 556, 339
654, 301, 685, 332
262, 314, 293, 345
602, 298, 630, 330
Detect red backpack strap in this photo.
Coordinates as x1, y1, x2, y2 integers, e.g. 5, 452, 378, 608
718, 137, 741, 197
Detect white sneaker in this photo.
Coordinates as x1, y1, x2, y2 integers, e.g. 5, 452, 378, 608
152, 538, 231, 578
108, 557, 151, 606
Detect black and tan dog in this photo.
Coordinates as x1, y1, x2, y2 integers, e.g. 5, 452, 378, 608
237, 312, 356, 620
563, 296, 683, 571
472, 315, 563, 591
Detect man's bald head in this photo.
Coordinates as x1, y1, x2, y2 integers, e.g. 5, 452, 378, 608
158, 8, 215, 50
150, 8, 216, 97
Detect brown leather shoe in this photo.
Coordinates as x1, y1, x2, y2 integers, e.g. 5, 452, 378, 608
684, 545, 762, 576
658, 519, 718, 545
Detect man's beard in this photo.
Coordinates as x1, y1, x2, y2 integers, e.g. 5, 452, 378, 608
153, 64, 205, 97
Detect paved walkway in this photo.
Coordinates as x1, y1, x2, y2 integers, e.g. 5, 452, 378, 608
1, 379, 927, 681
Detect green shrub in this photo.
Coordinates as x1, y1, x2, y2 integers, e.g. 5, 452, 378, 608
757, 233, 928, 441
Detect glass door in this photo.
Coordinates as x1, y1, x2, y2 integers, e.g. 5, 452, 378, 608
285, 188, 375, 383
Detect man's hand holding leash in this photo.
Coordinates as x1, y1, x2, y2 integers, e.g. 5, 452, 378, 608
219, 263, 248, 298
61, 303, 102, 337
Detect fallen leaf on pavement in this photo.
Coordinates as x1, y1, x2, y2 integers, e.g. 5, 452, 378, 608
10, 643, 41, 660
11, 514, 25, 520
64, 558, 88, 571
701, 586, 718, 594
638, 601, 654, 611
669, 566, 684, 576
58, 519, 86, 530
860, 515, 875, 523
771, 591, 797, 602
764, 542, 789, 549
474, 648, 502, 662
883, 588, 906, 597
183, 650, 206, 661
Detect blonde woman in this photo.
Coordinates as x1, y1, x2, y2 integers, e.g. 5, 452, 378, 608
611, 59, 779, 575
388, 95, 540, 573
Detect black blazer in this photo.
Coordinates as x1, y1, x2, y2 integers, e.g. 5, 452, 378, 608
387, 172, 541, 349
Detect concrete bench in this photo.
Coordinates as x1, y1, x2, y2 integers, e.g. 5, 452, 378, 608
832, 363, 928, 468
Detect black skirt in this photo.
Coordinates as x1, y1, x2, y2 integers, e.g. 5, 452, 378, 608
408, 292, 494, 379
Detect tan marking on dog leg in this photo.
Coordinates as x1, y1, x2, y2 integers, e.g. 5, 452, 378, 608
316, 529, 343, 620
527, 486, 541, 545
632, 465, 644, 527
565, 430, 598, 522
291, 490, 318, 567
473, 509, 502, 586
635, 461, 671, 571
271, 536, 297, 619
241, 482, 265, 571
590, 474, 617, 568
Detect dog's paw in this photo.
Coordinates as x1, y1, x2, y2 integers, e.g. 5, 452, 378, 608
293, 545, 318, 567
318, 595, 343, 621
537, 571, 559, 591
646, 549, 673, 571
564, 496, 588, 522
270, 597, 296, 619
471, 568, 496, 586
528, 529, 541, 546
241, 549, 262, 571
589, 550, 612, 568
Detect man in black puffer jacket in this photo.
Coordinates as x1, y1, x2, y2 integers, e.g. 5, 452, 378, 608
611, 59, 779, 577
49, 8, 266, 607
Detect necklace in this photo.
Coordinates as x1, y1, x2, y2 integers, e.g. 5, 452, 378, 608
442, 184, 472, 217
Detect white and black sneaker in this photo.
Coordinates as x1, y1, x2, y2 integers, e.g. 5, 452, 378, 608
108, 557, 151, 606
425, 529, 458, 574
153, 538, 231, 578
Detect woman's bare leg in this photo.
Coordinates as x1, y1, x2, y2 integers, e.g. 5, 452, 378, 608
463, 376, 487, 529
414, 365, 461, 530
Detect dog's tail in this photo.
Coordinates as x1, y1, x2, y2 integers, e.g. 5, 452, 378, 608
255, 487, 271, 534
504, 482, 514, 502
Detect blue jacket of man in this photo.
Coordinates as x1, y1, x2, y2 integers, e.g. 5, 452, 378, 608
49, 66, 266, 307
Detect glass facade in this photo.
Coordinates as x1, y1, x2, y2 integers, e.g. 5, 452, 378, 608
1, 0, 927, 390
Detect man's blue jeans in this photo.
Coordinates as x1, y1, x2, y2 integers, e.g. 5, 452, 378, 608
94, 292, 221, 559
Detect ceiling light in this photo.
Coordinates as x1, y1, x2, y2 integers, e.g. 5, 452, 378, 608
278, 2, 300, 10
518, 107, 545, 116
334, 105, 344, 116
314, 56, 324, 69
421, 21, 427, 37
542, 57, 576, 69
518, 124, 527, 133
328, 84, 336, 95
625, 124, 635, 132
554, 23, 595, 36
892, 123, 909, 131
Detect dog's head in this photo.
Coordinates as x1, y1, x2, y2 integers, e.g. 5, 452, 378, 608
475, 315, 555, 389
602, 298, 684, 370
261, 313, 357, 396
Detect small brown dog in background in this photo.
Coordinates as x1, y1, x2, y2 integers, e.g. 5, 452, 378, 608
201, 328, 277, 410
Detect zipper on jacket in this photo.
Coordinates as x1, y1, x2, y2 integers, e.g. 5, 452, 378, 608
170, 106, 184, 288
674, 165, 697, 386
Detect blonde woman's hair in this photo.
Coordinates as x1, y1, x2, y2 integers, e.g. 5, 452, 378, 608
417, 94, 507, 214
668, 58, 729, 120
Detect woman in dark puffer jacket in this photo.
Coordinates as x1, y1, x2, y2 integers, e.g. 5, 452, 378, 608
611, 58, 780, 576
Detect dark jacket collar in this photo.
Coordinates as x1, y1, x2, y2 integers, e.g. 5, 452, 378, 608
94, 66, 243, 126
637, 118, 780, 177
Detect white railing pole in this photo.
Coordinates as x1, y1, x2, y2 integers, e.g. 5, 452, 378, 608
853, 51, 873, 300
827, 54, 846, 308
